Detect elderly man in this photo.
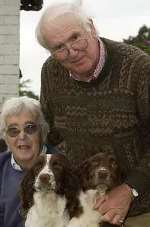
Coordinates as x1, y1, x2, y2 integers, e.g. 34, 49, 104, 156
36, 2, 150, 227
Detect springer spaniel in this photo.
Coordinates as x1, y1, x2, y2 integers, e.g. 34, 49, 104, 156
20, 152, 120, 227
20, 153, 82, 227
67, 152, 121, 227
78, 152, 121, 191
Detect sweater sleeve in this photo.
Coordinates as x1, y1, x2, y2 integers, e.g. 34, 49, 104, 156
125, 54, 150, 194
40, 58, 64, 147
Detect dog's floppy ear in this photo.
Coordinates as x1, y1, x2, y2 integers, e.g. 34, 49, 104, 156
62, 166, 83, 219
77, 160, 91, 190
19, 168, 36, 218
19, 154, 46, 218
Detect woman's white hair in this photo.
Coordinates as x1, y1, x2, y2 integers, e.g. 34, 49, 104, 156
36, 1, 95, 50
0, 96, 49, 145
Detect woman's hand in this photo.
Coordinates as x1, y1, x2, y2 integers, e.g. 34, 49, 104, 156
94, 184, 133, 225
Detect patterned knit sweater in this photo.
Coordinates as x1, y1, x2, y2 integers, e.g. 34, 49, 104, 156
40, 38, 150, 216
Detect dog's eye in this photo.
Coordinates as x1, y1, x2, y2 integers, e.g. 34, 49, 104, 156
110, 159, 117, 169
51, 161, 62, 170
33, 159, 45, 175
34, 165, 43, 175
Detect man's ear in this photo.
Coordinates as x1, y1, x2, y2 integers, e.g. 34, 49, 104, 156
88, 18, 97, 37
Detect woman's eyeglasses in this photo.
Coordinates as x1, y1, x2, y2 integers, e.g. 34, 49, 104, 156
6, 123, 39, 138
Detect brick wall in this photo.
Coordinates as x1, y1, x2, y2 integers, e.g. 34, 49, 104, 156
0, 0, 20, 112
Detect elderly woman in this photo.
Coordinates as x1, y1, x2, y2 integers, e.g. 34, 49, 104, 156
0, 96, 51, 227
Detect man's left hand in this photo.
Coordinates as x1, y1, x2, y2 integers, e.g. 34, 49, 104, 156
94, 183, 134, 225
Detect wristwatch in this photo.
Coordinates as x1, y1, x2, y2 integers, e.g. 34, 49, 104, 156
131, 188, 139, 197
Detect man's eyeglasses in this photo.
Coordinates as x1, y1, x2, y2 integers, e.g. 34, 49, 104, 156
6, 123, 39, 138
51, 38, 88, 61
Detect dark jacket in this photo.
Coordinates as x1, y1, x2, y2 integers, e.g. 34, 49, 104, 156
0, 151, 25, 227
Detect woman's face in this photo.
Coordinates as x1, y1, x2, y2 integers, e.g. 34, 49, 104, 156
5, 111, 41, 170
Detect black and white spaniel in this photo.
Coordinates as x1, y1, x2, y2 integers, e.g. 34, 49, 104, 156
20, 153, 82, 227
20, 152, 121, 227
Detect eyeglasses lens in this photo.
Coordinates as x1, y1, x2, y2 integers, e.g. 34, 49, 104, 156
6, 124, 38, 137
53, 38, 88, 60
72, 39, 88, 50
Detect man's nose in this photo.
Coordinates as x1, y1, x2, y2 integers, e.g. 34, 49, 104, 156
66, 43, 78, 57
68, 47, 78, 57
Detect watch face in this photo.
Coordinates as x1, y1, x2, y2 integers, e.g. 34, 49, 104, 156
132, 188, 138, 197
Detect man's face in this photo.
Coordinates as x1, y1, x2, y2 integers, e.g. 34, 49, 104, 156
43, 14, 99, 79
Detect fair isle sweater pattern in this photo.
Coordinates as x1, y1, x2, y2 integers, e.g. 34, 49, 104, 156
40, 38, 150, 216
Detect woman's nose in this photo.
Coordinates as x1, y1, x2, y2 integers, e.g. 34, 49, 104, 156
17, 130, 26, 139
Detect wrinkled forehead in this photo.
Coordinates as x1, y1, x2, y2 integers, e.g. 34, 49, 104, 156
6, 111, 37, 126
43, 8, 83, 27
42, 13, 85, 43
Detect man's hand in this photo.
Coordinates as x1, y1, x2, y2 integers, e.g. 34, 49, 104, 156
94, 184, 134, 225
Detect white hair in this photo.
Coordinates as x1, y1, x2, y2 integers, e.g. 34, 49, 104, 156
0, 96, 49, 145
36, 1, 96, 50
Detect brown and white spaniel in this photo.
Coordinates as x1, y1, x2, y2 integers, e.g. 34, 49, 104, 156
68, 152, 121, 227
20, 153, 82, 227
20, 152, 121, 227
78, 152, 121, 191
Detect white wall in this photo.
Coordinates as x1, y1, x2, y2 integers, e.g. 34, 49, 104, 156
0, 0, 20, 112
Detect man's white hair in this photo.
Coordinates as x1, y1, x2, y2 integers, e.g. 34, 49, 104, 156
36, 1, 96, 50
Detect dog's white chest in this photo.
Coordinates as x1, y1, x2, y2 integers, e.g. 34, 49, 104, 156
25, 191, 69, 227
67, 190, 102, 227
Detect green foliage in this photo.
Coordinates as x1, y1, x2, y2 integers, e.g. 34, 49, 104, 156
19, 78, 39, 100
124, 25, 150, 55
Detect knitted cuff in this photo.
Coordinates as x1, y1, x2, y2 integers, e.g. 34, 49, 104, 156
125, 170, 150, 194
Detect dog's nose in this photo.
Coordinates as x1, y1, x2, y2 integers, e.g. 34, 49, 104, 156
98, 170, 108, 179
39, 173, 50, 184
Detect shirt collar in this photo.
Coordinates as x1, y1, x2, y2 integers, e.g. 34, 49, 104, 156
10, 145, 47, 171
70, 37, 106, 82
11, 154, 23, 171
